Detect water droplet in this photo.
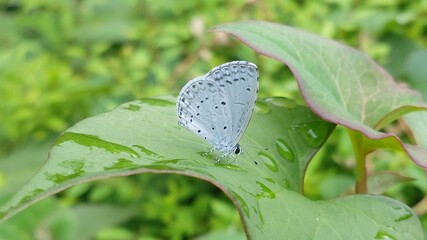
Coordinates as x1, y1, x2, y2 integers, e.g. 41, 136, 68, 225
55, 132, 141, 158
375, 230, 397, 240
298, 127, 321, 147
282, 179, 290, 189
386, 225, 396, 232
198, 151, 214, 160
140, 97, 174, 106
255, 101, 270, 114
258, 152, 278, 172
105, 158, 138, 170
214, 162, 242, 170
45, 159, 85, 184
275, 139, 295, 162
123, 104, 141, 111
264, 97, 298, 109
307, 128, 317, 139
46, 172, 80, 184
133, 145, 163, 159
255, 206, 265, 225
230, 191, 250, 216
265, 177, 275, 183
392, 205, 413, 222
19, 188, 44, 205
256, 181, 275, 198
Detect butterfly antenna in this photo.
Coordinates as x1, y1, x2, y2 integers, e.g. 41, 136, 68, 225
241, 144, 269, 151
242, 148, 258, 165
240, 144, 271, 165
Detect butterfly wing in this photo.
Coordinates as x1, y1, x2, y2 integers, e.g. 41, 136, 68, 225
205, 61, 259, 148
177, 77, 233, 149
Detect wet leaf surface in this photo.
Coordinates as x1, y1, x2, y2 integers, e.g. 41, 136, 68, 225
0, 96, 423, 239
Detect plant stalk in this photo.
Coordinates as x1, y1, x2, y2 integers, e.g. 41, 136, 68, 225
348, 130, 368, 194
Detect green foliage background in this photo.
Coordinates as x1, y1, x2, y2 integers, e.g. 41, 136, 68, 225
0, 0, 426, 239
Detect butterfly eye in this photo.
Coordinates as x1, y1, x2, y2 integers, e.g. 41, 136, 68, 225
234, 146, 241, 154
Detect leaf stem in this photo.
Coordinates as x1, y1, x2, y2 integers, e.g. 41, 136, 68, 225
348, 130, 368, 194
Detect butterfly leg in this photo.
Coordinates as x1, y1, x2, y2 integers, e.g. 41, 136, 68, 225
215, 152, 230, 163
201, 147, 215, 157
228, 154, 239, 165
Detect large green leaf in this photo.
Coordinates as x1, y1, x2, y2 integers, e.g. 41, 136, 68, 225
0, 96, 423, 239
0, 198, 136, 240
211, 21, 427, 168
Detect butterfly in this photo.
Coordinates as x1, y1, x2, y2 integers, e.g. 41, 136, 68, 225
177, 61, 259, 158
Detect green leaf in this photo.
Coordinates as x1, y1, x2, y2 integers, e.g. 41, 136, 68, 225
0, 197, 74, 240
211, 20, 427, 168
0, 141, 51, 196
0, 198, 136, 240
0, 96, 423, 239
404, 111, 427, 148
72, 204, 138, 240
404, 50, 427, 98
368, 171, 415, 195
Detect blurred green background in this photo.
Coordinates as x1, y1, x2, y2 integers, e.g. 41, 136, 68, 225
0, 0, 426, 239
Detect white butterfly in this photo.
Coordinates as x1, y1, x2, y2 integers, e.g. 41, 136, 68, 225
177, 61, 259, 157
